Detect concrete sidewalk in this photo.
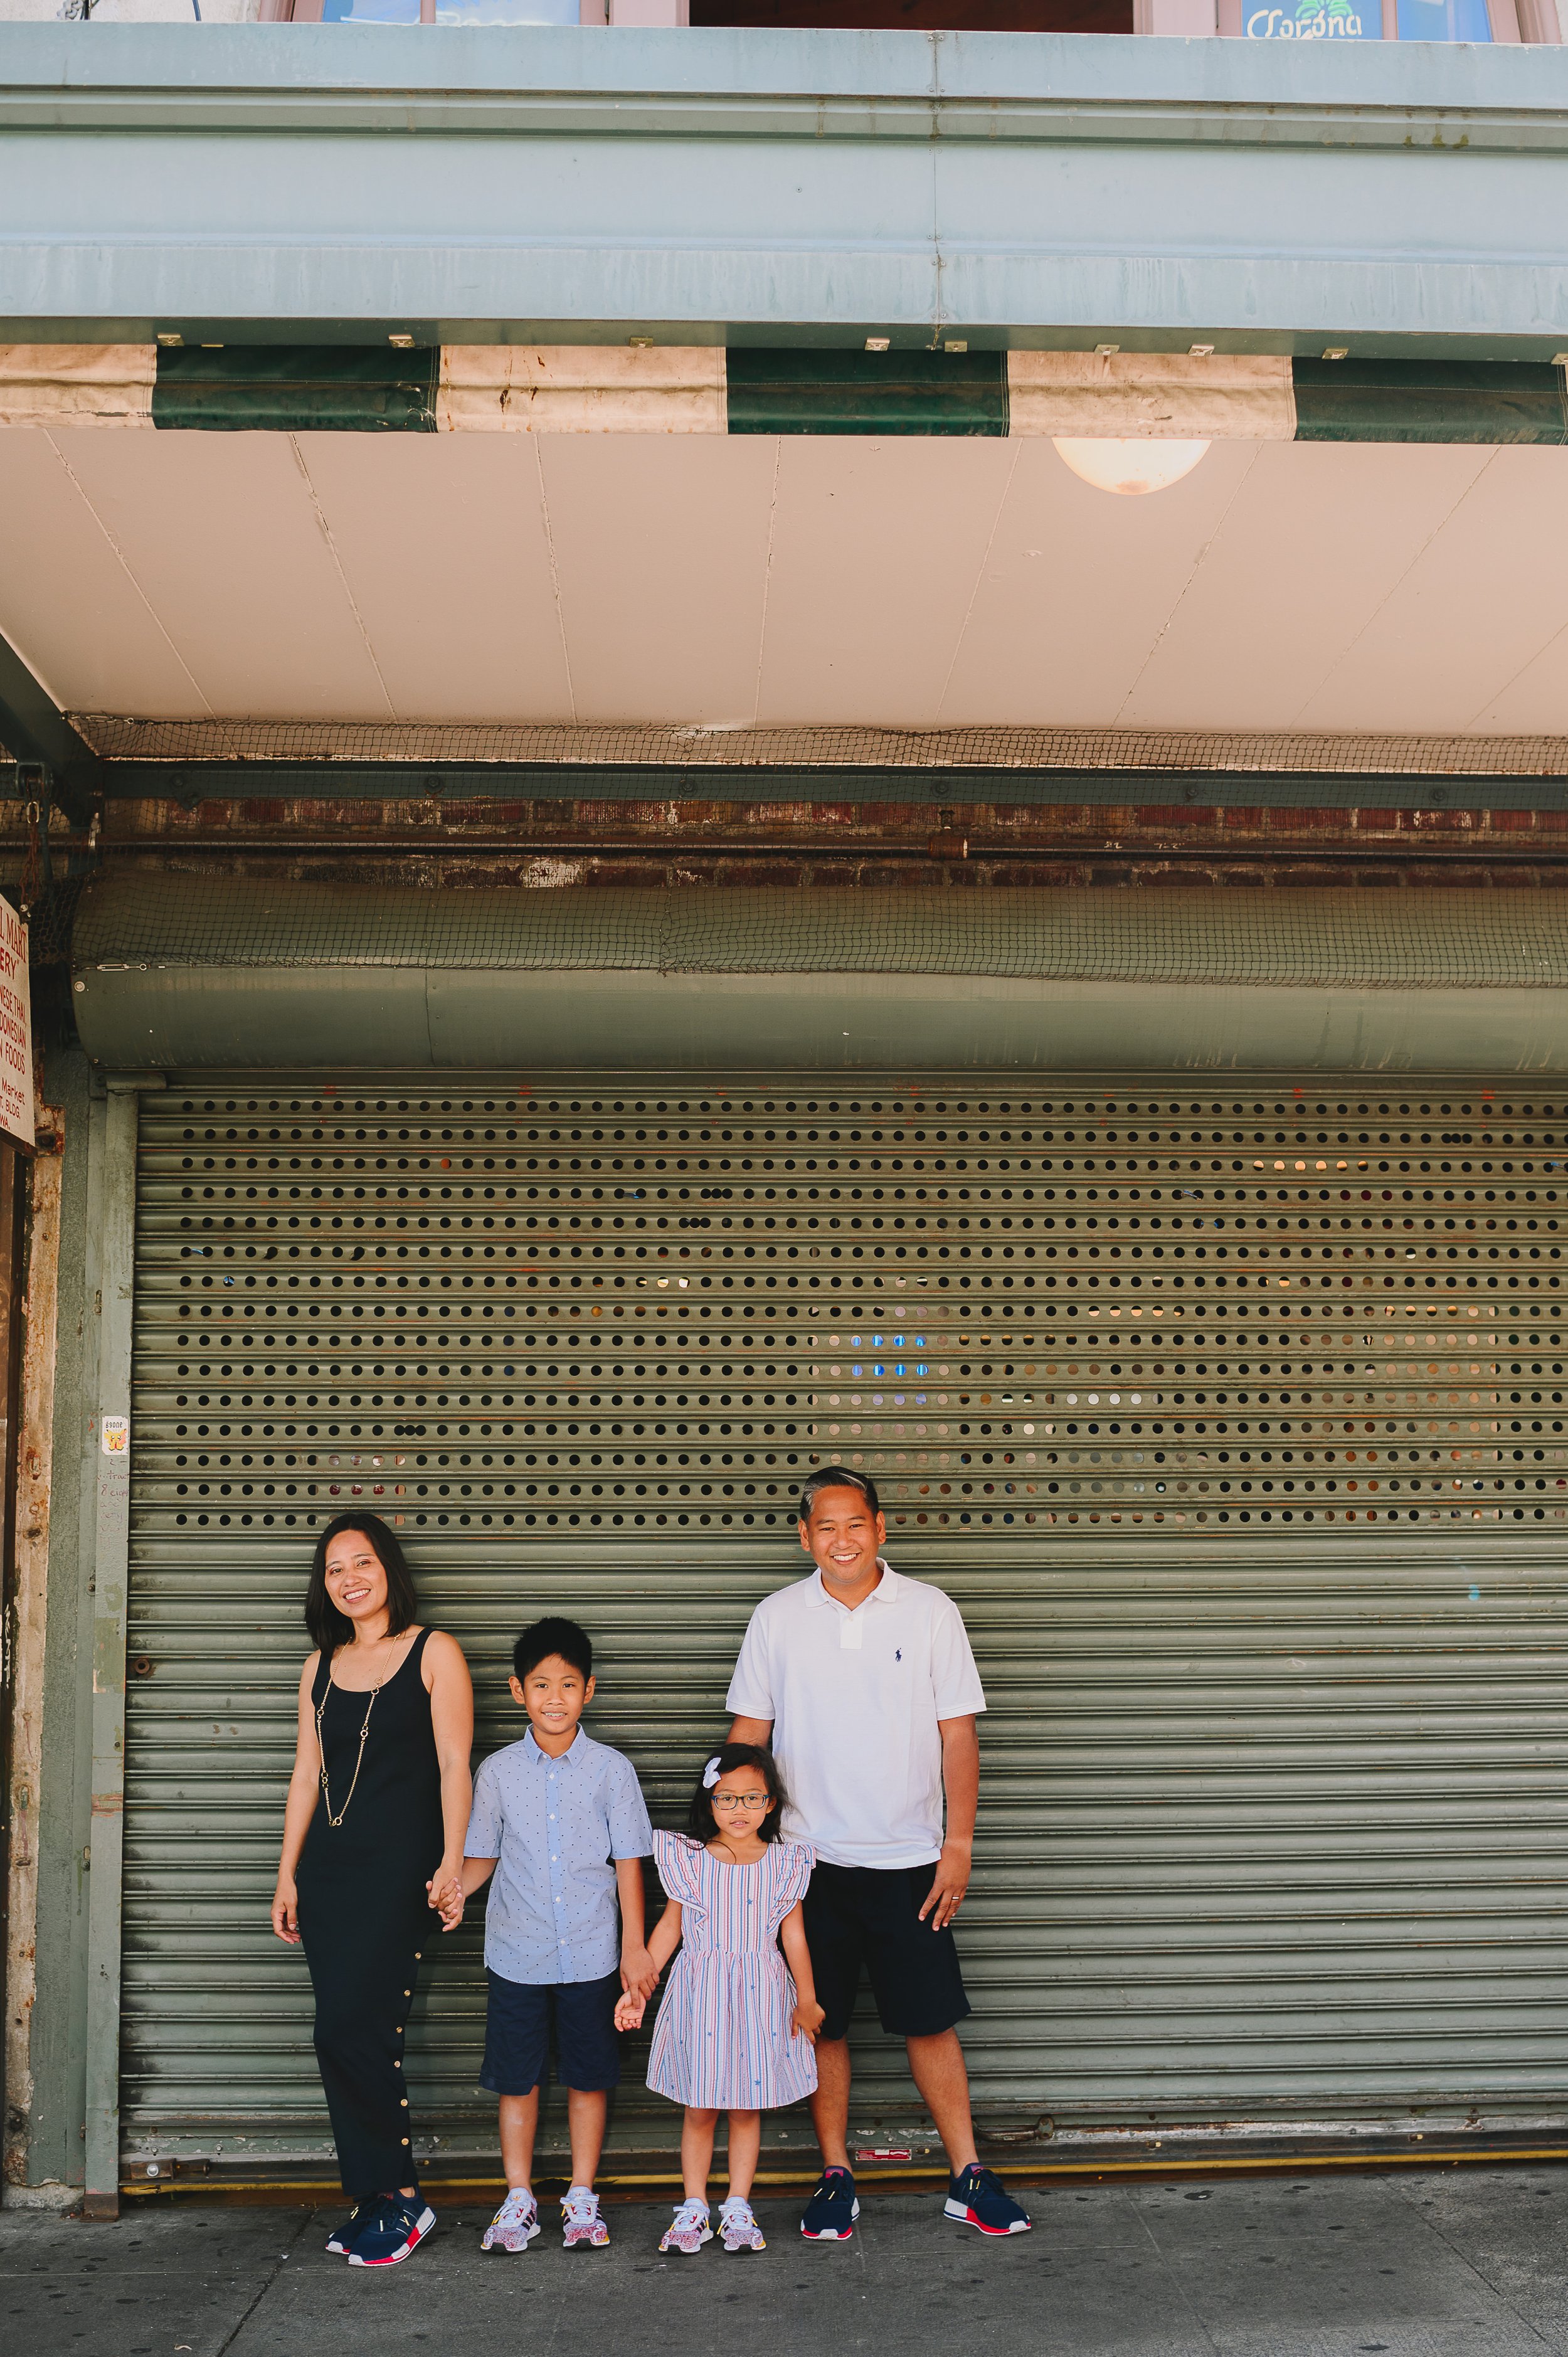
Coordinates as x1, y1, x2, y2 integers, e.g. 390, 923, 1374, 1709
5, 2168, 1568, 2356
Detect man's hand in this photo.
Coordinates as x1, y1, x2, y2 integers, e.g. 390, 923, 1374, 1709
620, 1942, 659, 2002
918, 1840, 972, 1932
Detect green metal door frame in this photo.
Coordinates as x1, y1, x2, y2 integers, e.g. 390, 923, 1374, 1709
82, 1075, 162, 2222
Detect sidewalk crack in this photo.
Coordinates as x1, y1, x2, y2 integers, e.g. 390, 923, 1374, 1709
1124, 2190, 1223, 2356
211, 2205, 314, 2357
1386, 2172, 1564, 2353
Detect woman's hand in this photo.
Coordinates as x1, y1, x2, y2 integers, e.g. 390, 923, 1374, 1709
613, 1990, 647, 2033
271, 1875, 300, 1945
427, 1862, 465, 1931
792, 1995, 826, 2044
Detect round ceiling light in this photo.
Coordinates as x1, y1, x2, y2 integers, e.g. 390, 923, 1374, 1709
1051, 437, 1212, 497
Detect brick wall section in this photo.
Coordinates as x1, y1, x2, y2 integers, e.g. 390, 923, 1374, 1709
57, 796, 1568, 894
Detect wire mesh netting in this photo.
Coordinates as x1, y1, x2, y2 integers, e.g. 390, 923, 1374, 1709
71, 718, 1568, 778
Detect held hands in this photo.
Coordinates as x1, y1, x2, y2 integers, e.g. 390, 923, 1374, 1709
620, 1943, 660, 2005
917, 1840, 972, 1934
792, 1994, 826, 2045
270, 1876, 300, 1946
426, 1864, 466, 1932
614, 1943, 661, 2029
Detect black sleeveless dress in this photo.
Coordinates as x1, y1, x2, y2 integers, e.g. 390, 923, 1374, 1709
296, 1629, 445, 2199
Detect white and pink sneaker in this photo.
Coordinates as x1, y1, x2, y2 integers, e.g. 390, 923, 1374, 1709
561, 2186, 609, 2249
659, 2197, 713, 2255
719, 2196, 766, 2254
481, 2188, 540, 2254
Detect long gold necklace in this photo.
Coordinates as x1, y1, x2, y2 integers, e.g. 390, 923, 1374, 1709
315, 1630, 405, 1829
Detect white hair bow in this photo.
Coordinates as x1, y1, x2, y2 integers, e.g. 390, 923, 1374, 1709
702, 1756, 722, 1789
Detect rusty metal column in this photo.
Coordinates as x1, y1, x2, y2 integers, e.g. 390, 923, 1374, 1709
82, 1074, 162, 2221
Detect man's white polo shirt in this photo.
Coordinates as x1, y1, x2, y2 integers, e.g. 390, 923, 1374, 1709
724, 1560, 985, 1872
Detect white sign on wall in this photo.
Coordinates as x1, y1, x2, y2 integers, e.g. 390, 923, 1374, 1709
1246, 1, 1373, 30
0, 894, 34, 1148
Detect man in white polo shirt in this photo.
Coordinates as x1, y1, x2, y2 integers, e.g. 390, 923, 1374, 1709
726, 1465, 1030, 2243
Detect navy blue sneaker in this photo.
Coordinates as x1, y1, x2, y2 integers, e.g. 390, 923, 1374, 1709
800, 2167, 859, 2240
944, 2164, 1031, 2236
324, 2196, 379, 2257
346, 2193, 437, 2267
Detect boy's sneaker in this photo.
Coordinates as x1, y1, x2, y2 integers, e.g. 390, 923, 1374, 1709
561, 2186, 608, 2250
659, 2198, 713, 2255
324, 2197, 377, 2257
482, 2189, 540, 2254
718, 2195, 766, 2254
346, 2194, 437, 2267
943, 2163, 1032, 2236
800, 2167, 859, 2240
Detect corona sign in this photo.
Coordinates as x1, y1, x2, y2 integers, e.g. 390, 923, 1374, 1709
1246, 0, 1372, 31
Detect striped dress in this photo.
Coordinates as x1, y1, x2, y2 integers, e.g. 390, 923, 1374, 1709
645, 1831, 818, 2112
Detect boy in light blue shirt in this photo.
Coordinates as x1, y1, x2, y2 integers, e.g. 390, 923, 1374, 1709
452, 1615, 655, 2254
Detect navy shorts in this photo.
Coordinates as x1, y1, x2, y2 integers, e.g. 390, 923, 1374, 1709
479, 1967, 622, 2097
803, 1862, 971, 2043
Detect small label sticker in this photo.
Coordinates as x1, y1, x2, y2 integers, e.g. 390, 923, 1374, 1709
101, 1416, 129, 1456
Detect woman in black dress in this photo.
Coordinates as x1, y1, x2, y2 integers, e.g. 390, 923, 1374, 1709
272, 1512, 473, 2266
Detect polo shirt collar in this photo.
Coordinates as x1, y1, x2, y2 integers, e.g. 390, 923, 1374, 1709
804, 1559, 899, 1613
522, 1727, 588, 1768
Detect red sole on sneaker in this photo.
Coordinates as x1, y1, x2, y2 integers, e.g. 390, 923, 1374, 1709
349, 2218, 433, 2267
950, 2208, 1030, 2235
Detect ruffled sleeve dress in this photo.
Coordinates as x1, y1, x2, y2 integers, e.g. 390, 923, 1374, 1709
645, 1831, 818, 2111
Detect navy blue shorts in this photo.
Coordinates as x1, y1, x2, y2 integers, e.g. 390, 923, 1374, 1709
803, 1862, 971, 2043
479, 1967, 622, 2097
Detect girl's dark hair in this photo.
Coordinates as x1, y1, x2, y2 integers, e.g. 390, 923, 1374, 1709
686, 1743, 788, 1846
306, 1512, 418, 1657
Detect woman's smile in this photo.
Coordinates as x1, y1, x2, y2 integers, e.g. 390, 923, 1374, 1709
324, 1535, 391, 1623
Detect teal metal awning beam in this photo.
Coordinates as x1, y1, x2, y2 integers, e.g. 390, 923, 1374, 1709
5, 28, 1568, 356
65, 762, 1568, 813
0, 631, 104, 830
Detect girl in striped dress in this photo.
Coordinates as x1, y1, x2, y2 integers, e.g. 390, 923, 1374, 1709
613, 1742, 822, 2255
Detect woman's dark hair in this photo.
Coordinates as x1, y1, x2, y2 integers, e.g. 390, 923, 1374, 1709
686, 1743, 788, 1846
306, 1512, 418, 1657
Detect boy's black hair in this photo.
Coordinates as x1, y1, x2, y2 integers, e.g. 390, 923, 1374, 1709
306, 1512, 418, 1658
513, 1616, 594, 1685
798, 1463, 881, 1521
686, 1742, 788, 1846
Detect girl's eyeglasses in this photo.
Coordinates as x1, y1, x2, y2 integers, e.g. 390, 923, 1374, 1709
712, 1793, 771, 1811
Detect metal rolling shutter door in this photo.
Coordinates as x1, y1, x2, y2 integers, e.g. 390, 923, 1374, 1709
120, 1073, 1568, 2173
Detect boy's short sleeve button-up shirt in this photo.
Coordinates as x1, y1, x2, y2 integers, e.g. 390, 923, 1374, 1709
724, 1561, 985, 1871
464, 1727, 654, 1986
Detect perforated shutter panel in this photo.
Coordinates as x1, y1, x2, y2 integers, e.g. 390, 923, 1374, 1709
121, 1073, 1568, 2169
